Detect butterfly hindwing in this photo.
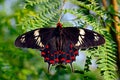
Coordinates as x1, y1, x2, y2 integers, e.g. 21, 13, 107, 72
40, 32, 79, 64
15, 28, 55, 50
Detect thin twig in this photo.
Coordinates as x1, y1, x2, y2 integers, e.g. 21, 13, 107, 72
58, 0, 66, 23
102, 0, 107, 10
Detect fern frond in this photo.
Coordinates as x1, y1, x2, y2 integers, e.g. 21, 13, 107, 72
85, 32, 118, 80
97, 32, 118, 80
65, 0, 118, 79
19, 0, 61, 32
70, 0, 104, 17
25, 0, 49, 6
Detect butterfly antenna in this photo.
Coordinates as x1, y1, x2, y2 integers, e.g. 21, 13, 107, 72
70, 63, 74, 72
57, 0, 66, 23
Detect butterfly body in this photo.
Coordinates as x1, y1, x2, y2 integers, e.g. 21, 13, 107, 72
15, 23, 105, 70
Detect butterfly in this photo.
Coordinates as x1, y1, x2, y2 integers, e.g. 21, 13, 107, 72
15, 22, 105, 71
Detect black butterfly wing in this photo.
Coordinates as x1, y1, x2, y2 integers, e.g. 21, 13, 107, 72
15, 28, 55, 50
63, 27, 105, 49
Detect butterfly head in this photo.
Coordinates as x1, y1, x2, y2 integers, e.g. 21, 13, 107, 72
57, 22, 62, 29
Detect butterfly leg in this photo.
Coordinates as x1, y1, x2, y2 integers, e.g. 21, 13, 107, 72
70, 63, 74, 72
48, 63, 51, 72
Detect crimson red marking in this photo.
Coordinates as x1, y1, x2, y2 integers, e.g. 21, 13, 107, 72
55, 51, 65, 54
45, 57, 49, 60
71, 56, 75, 60
46, 45, 49, 48
74, 51, 78, 55
41, 52, 46, 56
55, 51, 59, 54
61, 58, 65, 61
57, 22, 62, 29
55, 58, 59, 62
50, 60, 54, 64
66, 60, 71, 63
70, 44, 73, 48
61, 51, 65, 54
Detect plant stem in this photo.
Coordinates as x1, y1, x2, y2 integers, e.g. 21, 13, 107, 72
111, 0, 120, 75
58, 0, 66, 23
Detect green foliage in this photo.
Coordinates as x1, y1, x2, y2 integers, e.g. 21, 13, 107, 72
68, 0, 118, 80
0, 0, 119, 80
20, 0, 61, 32
86, 31, 118, 80
97, 32, 118, 80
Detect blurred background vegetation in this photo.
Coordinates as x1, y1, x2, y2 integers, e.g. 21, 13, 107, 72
0, 0, 120, 80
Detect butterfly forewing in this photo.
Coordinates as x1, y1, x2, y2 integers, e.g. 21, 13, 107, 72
78, 28, 105, 49
62, 27, 105, 49
15, 28, 55, 50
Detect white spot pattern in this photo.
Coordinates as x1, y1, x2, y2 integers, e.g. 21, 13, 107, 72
20, 35, 25, 43
75, 29, 85, 46
75, 36, 83, 46
34, 30, 44, 47
34, 30, 39, 36
78, 36, 83, 45
94, 33, 97, 36
81, 36, 85, 39
75, 41, 80, 46
94, 33, 99, 41
79, 29, 85, 35
94, 36, 99, 41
